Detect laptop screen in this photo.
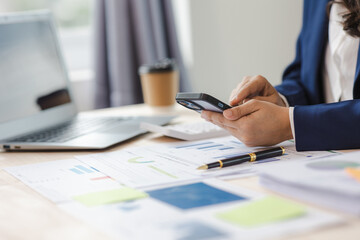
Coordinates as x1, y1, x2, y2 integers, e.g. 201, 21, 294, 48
0, 18, 71, 124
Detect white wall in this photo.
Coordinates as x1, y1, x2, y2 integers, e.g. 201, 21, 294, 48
186, 0, 303, 101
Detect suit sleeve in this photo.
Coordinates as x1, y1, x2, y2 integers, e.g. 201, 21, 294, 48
275, 0, 312, 106
294, 100, 360, 151
275, 34, 310, 106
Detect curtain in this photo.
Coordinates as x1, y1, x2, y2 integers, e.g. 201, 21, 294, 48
93, 0, 191, 108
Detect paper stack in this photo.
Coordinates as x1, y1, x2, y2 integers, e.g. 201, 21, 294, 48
5, 158, 341, 239
259, 151, 360, 215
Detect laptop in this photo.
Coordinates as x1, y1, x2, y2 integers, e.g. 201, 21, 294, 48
0, 11, 173, 151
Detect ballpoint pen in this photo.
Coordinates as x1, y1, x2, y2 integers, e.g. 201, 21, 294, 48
197, 146, 285, 170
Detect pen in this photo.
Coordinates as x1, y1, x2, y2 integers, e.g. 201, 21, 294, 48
196, 146, 285, 170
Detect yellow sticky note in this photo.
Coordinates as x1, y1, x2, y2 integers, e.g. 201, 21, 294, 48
346, 168, 360, 182
216, 196, 305, 227
73, 188, 148, 207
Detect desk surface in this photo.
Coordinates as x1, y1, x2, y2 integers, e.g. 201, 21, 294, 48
0, 104, 359, 240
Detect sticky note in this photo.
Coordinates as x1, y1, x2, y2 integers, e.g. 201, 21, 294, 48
216, 196, 305, 227
346, 168, 360, 182
73, 188, 148, 207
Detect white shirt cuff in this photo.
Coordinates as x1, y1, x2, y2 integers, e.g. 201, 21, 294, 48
289, 107, 295, 140
279, 93, 295, 140
279, 93, 290, 107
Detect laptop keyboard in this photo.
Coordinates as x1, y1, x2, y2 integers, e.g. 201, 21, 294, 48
7, 117, 129, 143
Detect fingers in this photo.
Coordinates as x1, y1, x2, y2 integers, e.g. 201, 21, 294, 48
250, 96, 273, 102
229, 77, 250, 103
223, 99, 261, 120
229, 75, 268, 106
229, 76, 251, 104
201, 111, 237, 130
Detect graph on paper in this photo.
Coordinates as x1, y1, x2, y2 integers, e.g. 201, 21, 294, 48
5, 159, 121, 203
75, 136, 339, 188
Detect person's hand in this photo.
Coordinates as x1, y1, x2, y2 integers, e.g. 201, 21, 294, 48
229, 75, 286, 107
201, 100, 293, 147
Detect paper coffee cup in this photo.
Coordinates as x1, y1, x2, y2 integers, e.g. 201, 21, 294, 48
139, 59, 179, 106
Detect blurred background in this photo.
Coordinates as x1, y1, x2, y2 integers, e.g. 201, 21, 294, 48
0, 0, 302, 111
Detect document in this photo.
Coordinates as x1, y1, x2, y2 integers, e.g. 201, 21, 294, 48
259, 151, 360, 215
5, 159, 140, 204
59, 179, 341, 240
76, 136, 339, 188
5, 160, 342, 240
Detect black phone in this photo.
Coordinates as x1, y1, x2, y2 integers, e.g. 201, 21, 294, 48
176, 92, 232, 113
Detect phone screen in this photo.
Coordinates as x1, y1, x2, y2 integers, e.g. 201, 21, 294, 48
191, 100, 226, 113
176, 93, 231, 113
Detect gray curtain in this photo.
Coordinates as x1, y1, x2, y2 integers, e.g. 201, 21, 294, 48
94, 0, 191, 108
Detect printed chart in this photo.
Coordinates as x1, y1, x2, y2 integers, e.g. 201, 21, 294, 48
5, 159, 122, 203
6, 157, 342, 240
76, 136, 339, 188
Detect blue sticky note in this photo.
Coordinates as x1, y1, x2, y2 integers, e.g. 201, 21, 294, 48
147, 182, 246, 210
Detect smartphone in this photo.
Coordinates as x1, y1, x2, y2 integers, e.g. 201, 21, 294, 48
176, 92, 232, 113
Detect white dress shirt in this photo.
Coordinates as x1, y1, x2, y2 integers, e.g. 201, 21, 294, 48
285, 2, 359, 139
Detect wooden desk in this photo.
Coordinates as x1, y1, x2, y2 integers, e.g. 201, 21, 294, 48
0, 104, 359, 240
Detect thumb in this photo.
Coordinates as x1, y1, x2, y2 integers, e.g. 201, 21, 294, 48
223, 100, 260, 120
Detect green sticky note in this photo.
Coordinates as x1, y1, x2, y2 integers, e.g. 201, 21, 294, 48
73, 188, 148, 207
216, 196, 305, 227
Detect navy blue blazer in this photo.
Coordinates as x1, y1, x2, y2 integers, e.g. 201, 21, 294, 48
275, 0, 360, 151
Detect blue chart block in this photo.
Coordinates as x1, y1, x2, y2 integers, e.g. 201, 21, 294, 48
90, 167, 100, 172
75, 165, 93, 173
147, 182, 246, 210
175, 142, 213, 149
70, 168, 84, 175
197, 144, 223, 150
219, 147, 234, 150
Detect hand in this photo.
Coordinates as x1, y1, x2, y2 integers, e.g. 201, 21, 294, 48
229, 75, 286, 107
201, 100, 293, 147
